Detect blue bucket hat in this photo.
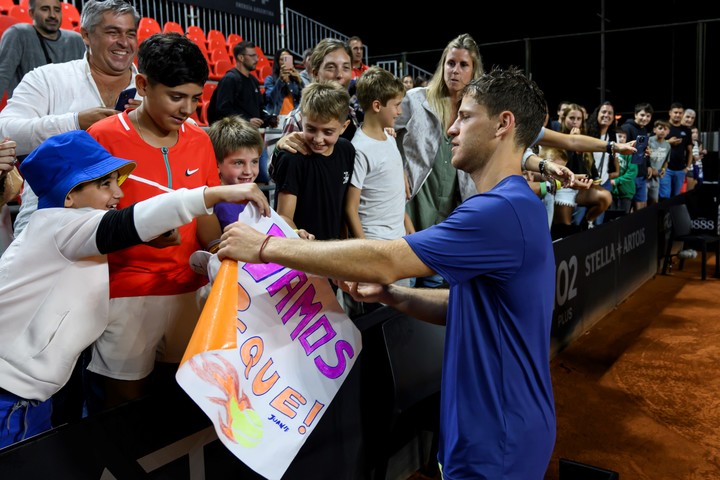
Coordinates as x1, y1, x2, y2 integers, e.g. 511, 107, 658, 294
19, 131, 136, 209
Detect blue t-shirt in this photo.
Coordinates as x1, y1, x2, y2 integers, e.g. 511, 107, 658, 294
404, 176, 556, 480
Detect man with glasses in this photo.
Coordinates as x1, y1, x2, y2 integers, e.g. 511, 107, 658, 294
207, 40, 277, 182
207, 40, 277, 129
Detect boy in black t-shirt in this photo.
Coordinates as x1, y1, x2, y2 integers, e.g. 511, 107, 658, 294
271, 81, 355, 240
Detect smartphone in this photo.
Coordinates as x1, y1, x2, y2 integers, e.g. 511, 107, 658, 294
282, 55, 293, 69
114, 87, 137, 111
631, 134, 648, 165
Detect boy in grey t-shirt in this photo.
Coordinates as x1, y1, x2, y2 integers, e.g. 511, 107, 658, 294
647, 119, 671, 205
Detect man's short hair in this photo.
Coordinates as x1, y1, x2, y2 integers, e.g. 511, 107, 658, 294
300, 81, 350, 124
232, 41, 255, 60
207, 116, 264, 165
80, 0, 140, 33
462, 66, 546, 150
138, 32, 208, 87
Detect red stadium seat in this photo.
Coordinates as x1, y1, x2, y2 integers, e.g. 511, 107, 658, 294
60, 2, 80, 30
186, 25, 206, 46
210, 58, 232, 81
8, 5, 31, 23
226, 33, 243, 55
138, 17, 161, 35
206, 29, 225, 46
0, 0, 15, 16
162, 21, 184, 35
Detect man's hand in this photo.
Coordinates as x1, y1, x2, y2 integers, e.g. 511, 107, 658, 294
218, 221, 269, 263
667, 137, 682, 146
0, 138, 17, 174
335, 280, 390, 304
78, 107, 121, 130
277, 131, 310, 155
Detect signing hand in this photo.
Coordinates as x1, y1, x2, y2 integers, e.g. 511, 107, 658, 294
218, 221, 269, 263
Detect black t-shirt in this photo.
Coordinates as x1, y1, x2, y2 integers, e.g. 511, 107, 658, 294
272, 138, 355, 240
667, 123, 692, 171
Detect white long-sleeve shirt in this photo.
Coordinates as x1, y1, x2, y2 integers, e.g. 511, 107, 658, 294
0, 187, 211, 401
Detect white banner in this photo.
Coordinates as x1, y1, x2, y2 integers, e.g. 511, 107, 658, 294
176, 204, 361, 479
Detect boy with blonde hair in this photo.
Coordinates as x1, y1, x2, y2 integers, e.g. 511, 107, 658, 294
207, 115, 265, 231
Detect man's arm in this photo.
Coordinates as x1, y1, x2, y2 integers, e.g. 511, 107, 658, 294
217, 221, 434, 286
338, 281, 448, 325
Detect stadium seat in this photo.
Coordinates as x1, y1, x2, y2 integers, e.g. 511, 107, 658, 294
186, 25, 206, 46
18, 0, 28, 9
196, 82, 217, 121
207, 37, 226, 54
60, 2, 80, 30
206, 29, 226, 46
226, 33, 242, 54
139, 16, 161, 35
258, 62, 273, 82
210, 58, 232, 81
162, 21, 184, 35
198, 100, 211, 127
137, 16, 161, 44
209, 47, 229, 65
0, 0, 15, 16
8, 5, 30, 23
200, 82, 217, 106
187, 34, 210, 62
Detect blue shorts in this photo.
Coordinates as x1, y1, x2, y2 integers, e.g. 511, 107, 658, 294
0, 392, 52, 448
633, 176, 648, 202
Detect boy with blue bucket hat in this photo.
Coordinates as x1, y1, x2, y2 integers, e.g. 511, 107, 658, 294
0, 130, 269, 448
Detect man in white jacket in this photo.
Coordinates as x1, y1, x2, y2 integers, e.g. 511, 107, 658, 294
0, 130, 270, 448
